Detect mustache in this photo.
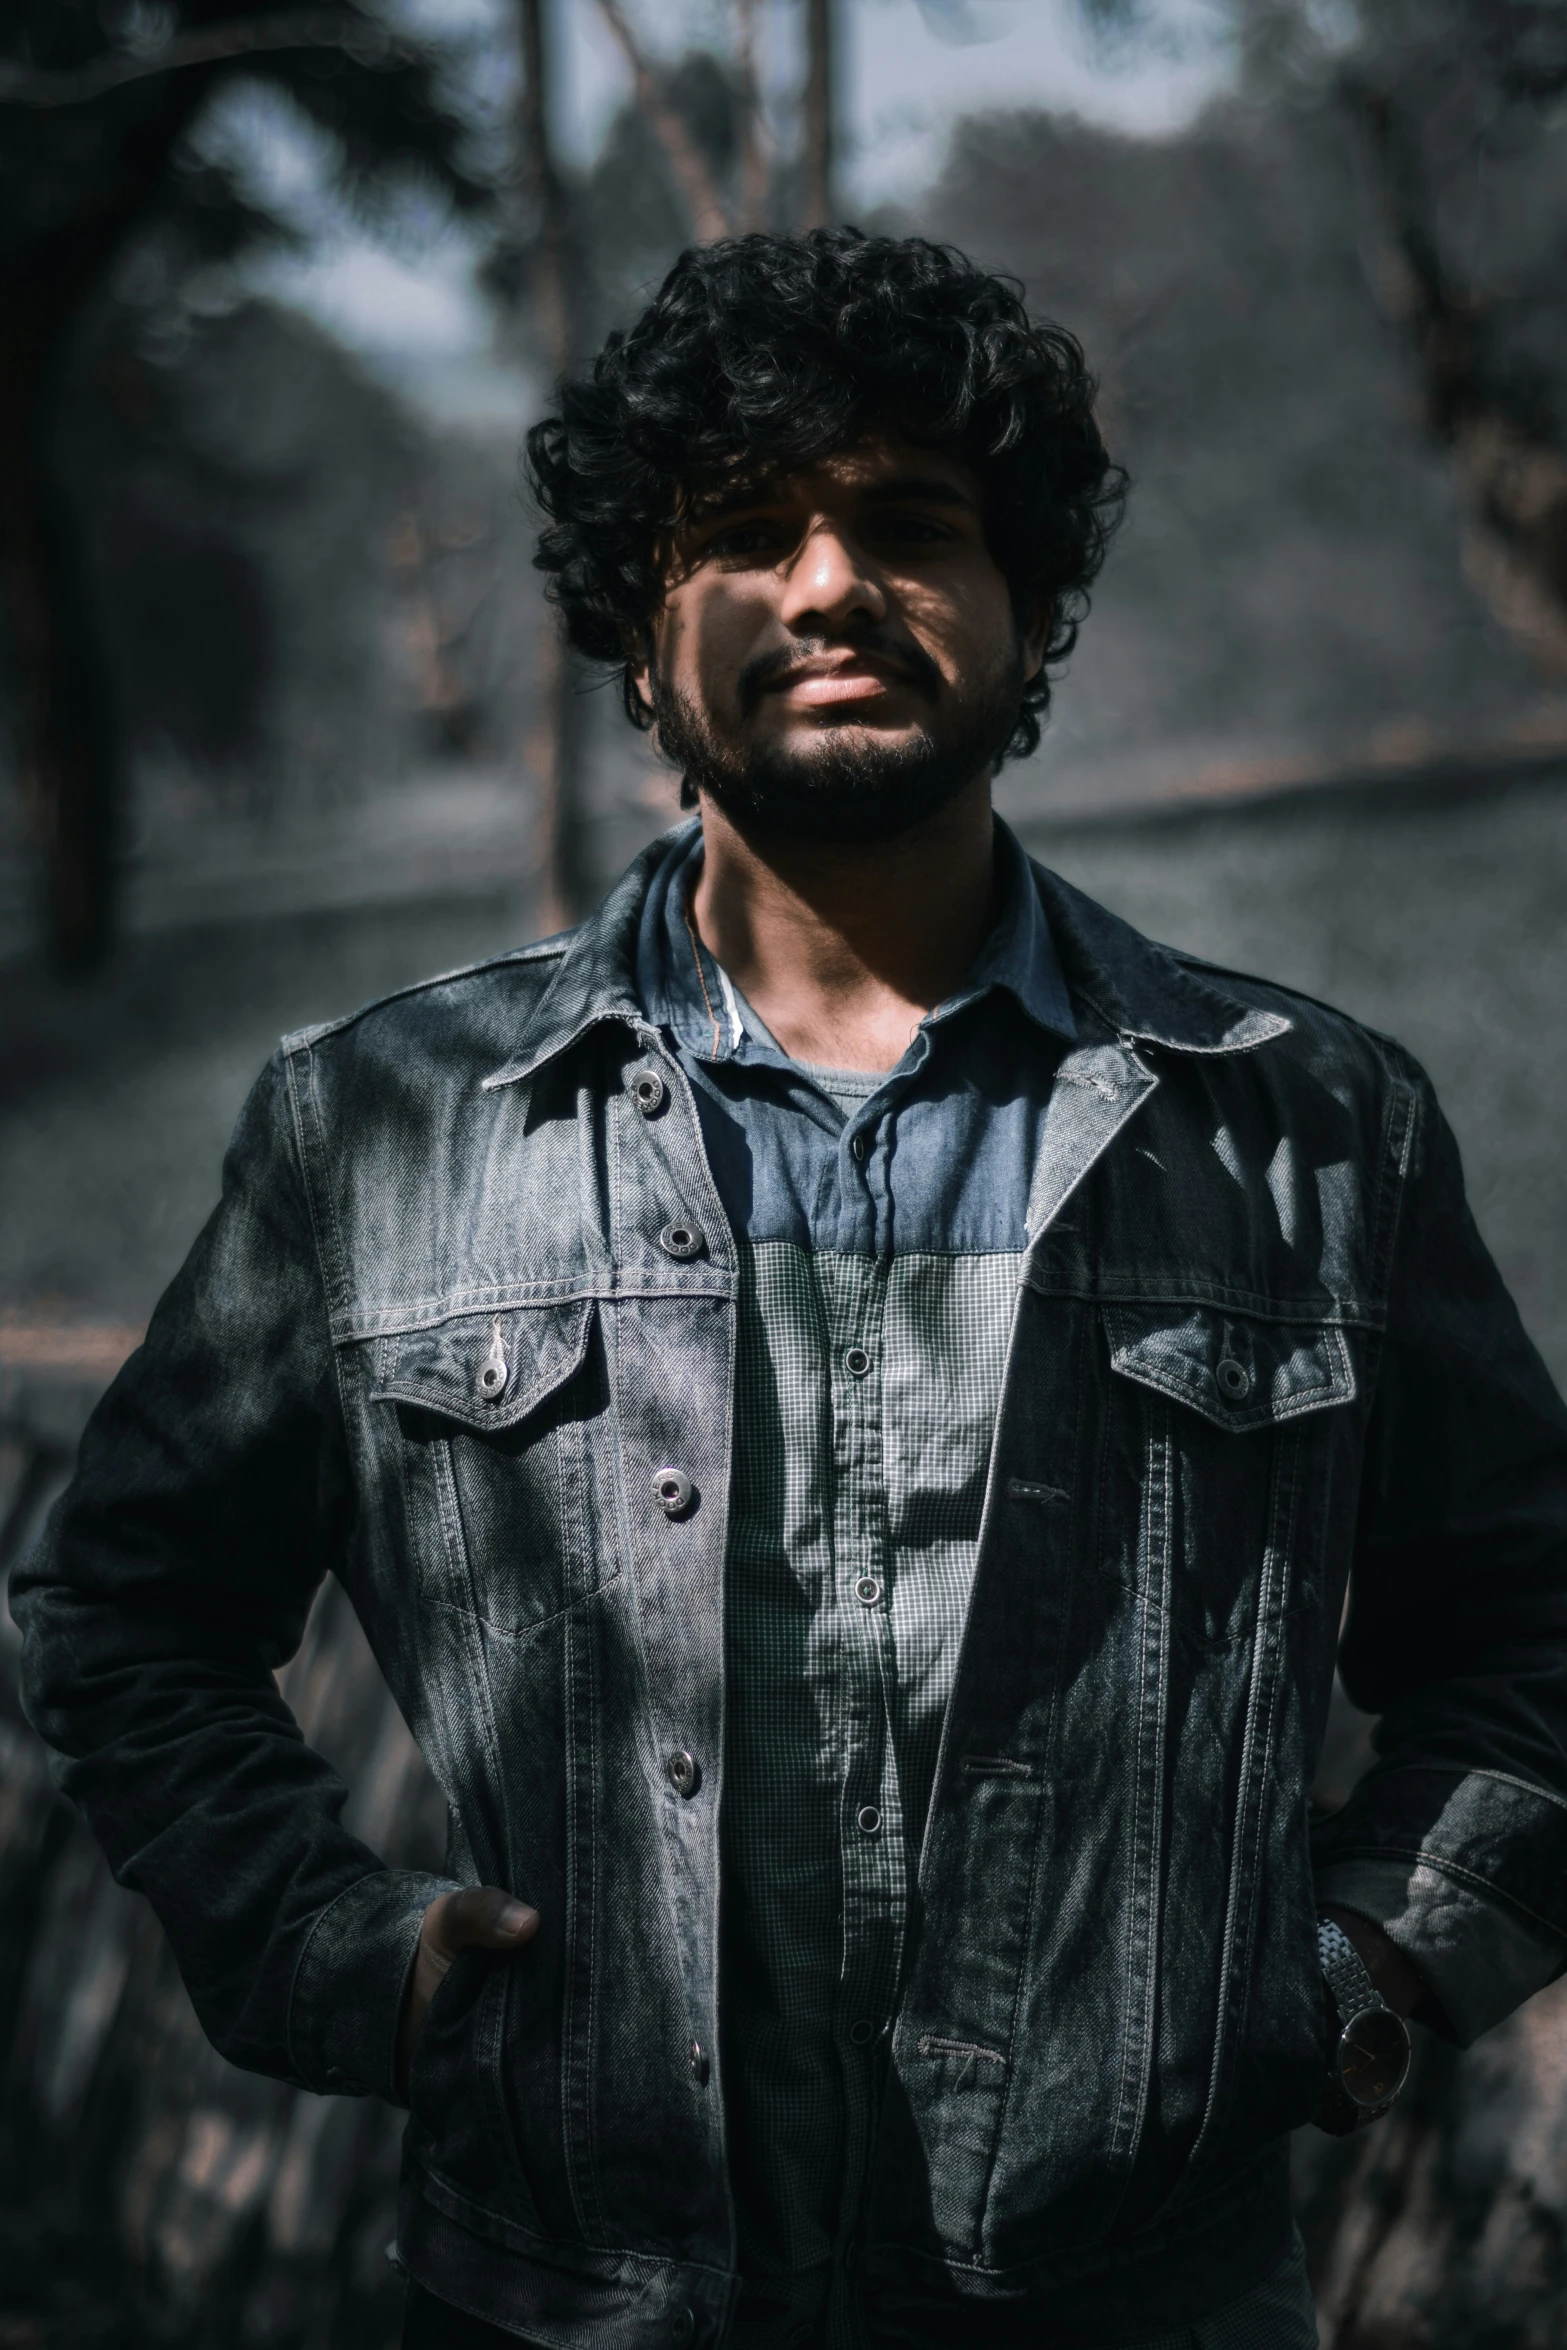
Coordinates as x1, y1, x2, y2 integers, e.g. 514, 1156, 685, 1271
736, 633, 944, 715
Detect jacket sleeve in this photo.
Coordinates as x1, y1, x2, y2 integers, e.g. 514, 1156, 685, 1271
10, 1049, 456, 2101
1312, 1054, 1567, 2044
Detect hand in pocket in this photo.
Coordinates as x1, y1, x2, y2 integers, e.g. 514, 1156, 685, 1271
397, 1886, 539, 2098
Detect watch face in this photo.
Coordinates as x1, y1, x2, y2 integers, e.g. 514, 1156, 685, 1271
1337, 2004, 1412, 2109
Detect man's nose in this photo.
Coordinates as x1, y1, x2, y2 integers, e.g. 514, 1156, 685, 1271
777, 520, 887, 631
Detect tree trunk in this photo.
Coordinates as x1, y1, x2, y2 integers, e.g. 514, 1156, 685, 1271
0, 275, 124, 975
803, 0, 837, 227
517, 0, 587, 935
734, 0, 770, 232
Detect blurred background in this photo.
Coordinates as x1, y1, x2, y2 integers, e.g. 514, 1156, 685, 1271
3, 0, 1567, 2341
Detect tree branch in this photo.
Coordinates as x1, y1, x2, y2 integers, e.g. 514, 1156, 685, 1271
0, 11, 422, 109
588, 0, 731, 246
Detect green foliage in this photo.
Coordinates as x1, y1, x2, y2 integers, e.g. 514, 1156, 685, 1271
0, 0, 489, 283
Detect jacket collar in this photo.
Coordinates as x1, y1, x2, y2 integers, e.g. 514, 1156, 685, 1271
1029, 860, 1290, 1055
482, 824, 1289, 1093
481, 829, 670, 1091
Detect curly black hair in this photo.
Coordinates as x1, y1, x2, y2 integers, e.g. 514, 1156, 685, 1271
526, 227, 1126, 763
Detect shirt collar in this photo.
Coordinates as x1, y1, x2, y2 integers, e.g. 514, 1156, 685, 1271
633, 813, 1076, 1067
928, 818, 1076, 1042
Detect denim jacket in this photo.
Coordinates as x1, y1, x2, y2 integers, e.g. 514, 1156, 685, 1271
17, 831, 1567, 2348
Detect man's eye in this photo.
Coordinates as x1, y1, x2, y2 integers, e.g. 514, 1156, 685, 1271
703, 522, 778, 559
876, 514, 948, 544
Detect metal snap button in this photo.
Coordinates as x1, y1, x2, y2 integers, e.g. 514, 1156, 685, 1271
857, 1804, 881, 1835
658, 1218, 704, 1260
668, 2311, 694, 2346
854, 1575, 881, 1607
632, 1068, 666, 1116
652, 1467, 694, 1518
666, 1748, 701, 1798
1215, 1355, 1253, 1402
477, 1318, 508, 1401
850, 1133, 867, 1162
689, 2039, 709, 2085
844, 1344, 871, 1378
848, 2018, 876, 2046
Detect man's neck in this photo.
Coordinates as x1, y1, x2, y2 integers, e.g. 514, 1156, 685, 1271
687, 772, 999, 1073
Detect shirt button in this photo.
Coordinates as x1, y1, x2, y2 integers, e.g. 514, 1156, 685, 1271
668, 2311, 694, 2345
632, 1068, 667, 1116
850, 1133, 867, 1162
848, 2018, 876, 2046
854, 1575, 882, 1606
652, 1467, 694, 1518
856, 1804, 881, 1835
689, 2039, 709, 2085
666, 1748, 702, 1798
658, 1218, 704, 1260
788, 2328, 816, 2349
843, 1344, 871, 1378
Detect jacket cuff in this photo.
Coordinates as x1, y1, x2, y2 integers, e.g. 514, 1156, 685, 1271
1312, 1766, 1567, 2045
287, 1868, 460, 2101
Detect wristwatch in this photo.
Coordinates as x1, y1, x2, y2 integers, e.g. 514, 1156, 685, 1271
1314, 1915, 1412, 2135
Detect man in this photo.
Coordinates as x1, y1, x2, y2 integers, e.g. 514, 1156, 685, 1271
16, 230, 1567, 2349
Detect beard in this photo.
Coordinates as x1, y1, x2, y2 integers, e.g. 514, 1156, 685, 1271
650, 638, 1027, 847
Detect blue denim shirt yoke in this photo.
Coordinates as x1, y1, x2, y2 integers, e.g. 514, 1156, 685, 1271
17, 822, 1567, 2350
634, 814, 1076, 1256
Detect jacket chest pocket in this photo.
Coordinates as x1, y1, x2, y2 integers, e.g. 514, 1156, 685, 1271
370, 1299, 617, 1637
1096, 1302, 1358, 1644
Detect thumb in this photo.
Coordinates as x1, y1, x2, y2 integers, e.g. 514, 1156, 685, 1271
429, 1884, 539, 1961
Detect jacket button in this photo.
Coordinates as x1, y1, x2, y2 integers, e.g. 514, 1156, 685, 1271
477, 1319, 508, 1401
848, 2018, 876, 2046
1216, 1355, 1253, 1402
652, 1467, 694, 1518
666, 1748, 701, 1797
689, 2038, 709, 2084
854, 1575, 881, 1606
632, 1068, 667, 1116
668, 2313, 694, 2346
658, 1218, 704, 1259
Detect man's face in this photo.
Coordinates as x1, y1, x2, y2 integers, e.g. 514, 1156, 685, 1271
635, 434, 1048, 844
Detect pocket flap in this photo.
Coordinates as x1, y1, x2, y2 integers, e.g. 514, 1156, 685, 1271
371, 1298, 595, 1432
1103, 1303, 1355, 1432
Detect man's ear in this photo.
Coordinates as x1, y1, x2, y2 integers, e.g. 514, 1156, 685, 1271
1019, 595, 1053, 687
624, 622, 658, 728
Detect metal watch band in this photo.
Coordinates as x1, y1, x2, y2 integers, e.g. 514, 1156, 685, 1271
1315, 1913, 1411, 2133
1317, 1915, 1381, 2029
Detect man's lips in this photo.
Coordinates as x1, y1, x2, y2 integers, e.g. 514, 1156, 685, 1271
736, 636, 943, 716
764, 659, 920, 708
